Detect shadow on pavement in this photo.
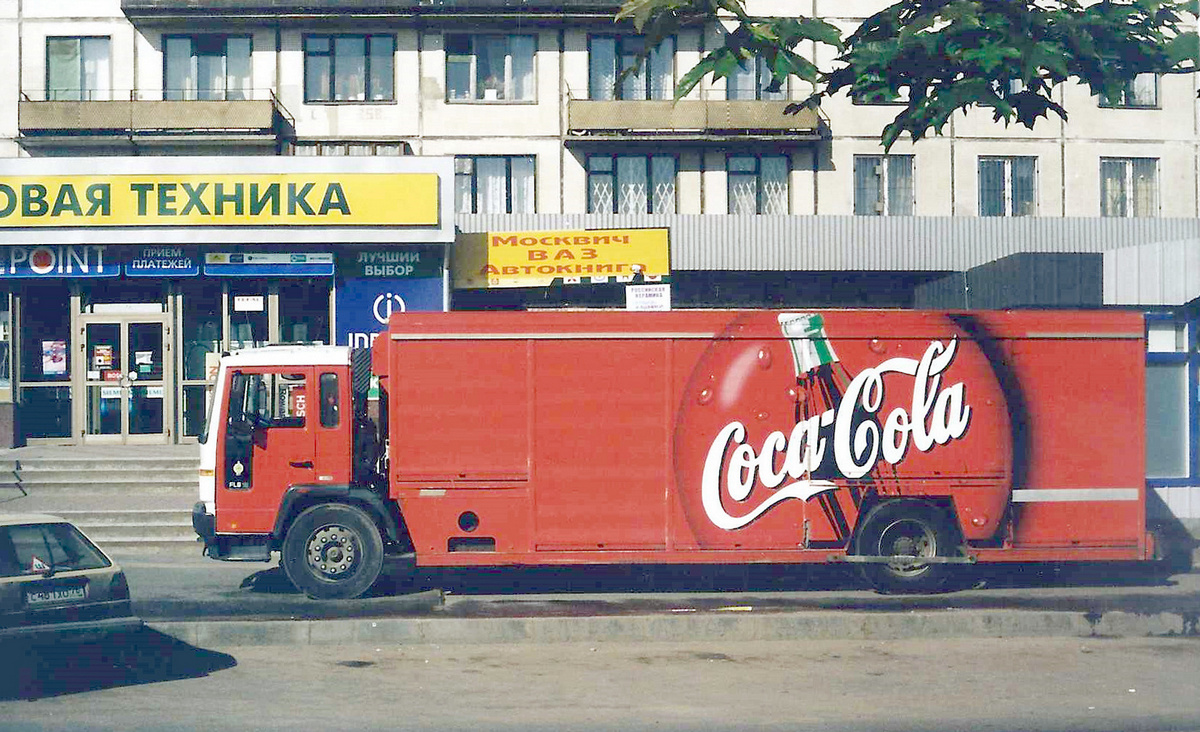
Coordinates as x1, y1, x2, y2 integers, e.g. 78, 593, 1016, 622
239, 566, 298, 594
237, 561, 419, 598
209, 558, 1194, 621
392, 562, 1185, 597
0, 627, 237, 701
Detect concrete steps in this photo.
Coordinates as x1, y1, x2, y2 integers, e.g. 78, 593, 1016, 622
51, 509, 202, 554
0, 445, 201, 553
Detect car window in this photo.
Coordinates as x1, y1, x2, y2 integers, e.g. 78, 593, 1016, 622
0, 523, 110, 577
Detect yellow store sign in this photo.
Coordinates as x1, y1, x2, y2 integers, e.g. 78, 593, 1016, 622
454, 228, 670, 288
0, 173, 440, 227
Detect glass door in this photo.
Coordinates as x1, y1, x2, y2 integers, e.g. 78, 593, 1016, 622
80, 315, 172, 444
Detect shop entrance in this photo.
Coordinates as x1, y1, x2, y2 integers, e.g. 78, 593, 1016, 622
77, 314, 173, 444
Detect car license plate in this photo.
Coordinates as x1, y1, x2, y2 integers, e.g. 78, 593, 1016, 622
25, 585, 87, 605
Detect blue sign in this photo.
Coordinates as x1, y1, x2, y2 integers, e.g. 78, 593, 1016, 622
0, 245, 119, 278
336, 276, 445, 347
205, 252, 335, 277
125, 245, 200, 277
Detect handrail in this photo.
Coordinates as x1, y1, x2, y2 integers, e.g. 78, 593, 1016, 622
18, 88, 288, 104
17, 90, 296, 135
565, 85, 811, 103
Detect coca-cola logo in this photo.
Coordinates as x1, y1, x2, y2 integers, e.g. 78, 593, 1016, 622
702, 338, 971, 530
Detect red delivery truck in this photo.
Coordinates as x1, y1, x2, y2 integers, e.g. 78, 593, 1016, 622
192, 309, 1176, 598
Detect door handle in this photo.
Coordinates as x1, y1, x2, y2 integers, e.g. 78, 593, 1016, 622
289, 461, 314, 469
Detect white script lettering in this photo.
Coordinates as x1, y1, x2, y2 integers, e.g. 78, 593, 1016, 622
701, 339, 971, 530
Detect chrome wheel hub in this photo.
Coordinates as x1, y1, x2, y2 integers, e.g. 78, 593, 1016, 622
306, 524, 358, 579
878, 519, 936, 576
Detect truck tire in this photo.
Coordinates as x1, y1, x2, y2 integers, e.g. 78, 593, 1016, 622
853, 500, 960, 594
281, 503, 385, 600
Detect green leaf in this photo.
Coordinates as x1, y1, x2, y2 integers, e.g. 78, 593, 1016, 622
1167, 31, 1199, 67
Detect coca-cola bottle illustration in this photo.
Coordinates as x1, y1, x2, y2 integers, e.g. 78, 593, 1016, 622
778, 313, 895, 532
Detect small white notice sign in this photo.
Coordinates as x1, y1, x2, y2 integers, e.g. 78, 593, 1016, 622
233, 295, 265, 312
625, 284, 671, 312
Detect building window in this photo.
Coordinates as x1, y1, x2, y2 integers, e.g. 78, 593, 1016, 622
589, 36, 674, 101
164, 35, 251, 101
278, 280, 330, 345
978, 156, 1037, 216
1145, 318, 1195, 481
455, 156, 535, 213
0, 295, 10, 403
1100, 73, 1158, 108
446, 34, 536, 102
727, 57, 785, 101
853, 155, 914, 216
727, 155, 788, 215
46, 37, 110, 101
587, 155, 676, 214
304, 35, 394, 103
1101, 158, 1158, 217
291, 140, 410, 156
319, 373, 340, 429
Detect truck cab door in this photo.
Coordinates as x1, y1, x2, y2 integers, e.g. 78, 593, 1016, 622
217, 368, 316, 534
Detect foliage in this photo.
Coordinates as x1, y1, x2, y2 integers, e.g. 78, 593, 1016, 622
617, 0, 1199, 148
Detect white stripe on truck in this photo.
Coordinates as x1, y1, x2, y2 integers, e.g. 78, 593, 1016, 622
1011, 488, 1140, 502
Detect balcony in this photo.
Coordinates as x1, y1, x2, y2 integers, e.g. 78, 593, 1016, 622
17, 89, 295, 153
567, 95, 825, 146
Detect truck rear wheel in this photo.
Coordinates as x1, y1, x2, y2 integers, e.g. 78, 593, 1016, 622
282, 503, 384, 600
853, 500, 960, 594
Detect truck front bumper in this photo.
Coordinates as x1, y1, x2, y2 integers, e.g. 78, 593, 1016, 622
191, 501, 273, 561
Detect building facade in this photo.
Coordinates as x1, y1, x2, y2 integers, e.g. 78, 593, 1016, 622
3, 0, 1197, 216
1, 0, 1199, 535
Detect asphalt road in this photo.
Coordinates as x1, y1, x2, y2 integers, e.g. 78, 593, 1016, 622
2, 635, 1198, 730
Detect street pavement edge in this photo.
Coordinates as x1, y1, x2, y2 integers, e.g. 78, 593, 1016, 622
147, 607, 1199, 648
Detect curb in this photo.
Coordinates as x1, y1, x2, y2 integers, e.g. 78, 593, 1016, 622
147, 607, 1200, 647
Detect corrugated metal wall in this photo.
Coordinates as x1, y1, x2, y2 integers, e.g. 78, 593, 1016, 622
457, 214, 1200, 273
1104, 239, 1200, 306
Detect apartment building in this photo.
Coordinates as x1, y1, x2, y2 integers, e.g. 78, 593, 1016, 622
4, 1, 1196, 213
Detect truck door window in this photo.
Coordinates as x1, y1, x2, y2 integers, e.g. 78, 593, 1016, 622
228, 372, 307, 429
267, 373, 307, 428
319, 372, 339, 428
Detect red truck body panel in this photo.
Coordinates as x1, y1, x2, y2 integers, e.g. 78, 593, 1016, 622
373, 309, 1147, 568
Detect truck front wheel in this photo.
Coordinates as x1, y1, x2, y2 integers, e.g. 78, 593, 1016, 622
853, 500, 961, 594
282, 503, 384, 599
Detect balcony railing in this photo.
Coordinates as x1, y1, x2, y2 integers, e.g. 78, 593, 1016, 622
17, 88, 295, 139
567, 88, 824, 141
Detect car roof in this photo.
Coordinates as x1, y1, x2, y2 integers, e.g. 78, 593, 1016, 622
0, 512, 69, 527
